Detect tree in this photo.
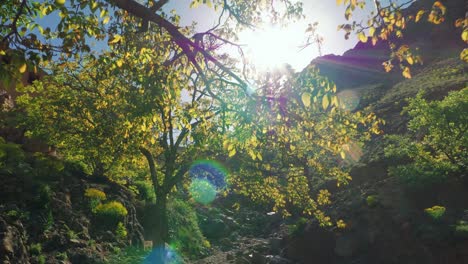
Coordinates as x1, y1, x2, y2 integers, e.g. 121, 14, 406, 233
221, 65, 382, 224
1, 0, 303, 90
385, 88, 467, 186
17, 16, 246, 261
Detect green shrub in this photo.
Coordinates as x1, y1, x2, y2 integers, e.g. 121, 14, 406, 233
0, 138, 26, 174
288, 217, 309, 236
105, 246, 149, 264
84, 188, 107, 212
37, 255, 46, 264
85, 188, 107, 200
385, 88, 468, 187
56, 252, 68, 261
454, 220, 468, 237
167, 198, 210, 259
30, 243, 42, 255
424, 205, 446, 220
133, 180, 155, 202
94, 201, 128, 225
116, 222, 128, 240
366, 195, 378, 207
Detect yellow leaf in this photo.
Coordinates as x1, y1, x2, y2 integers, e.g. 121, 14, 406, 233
462, 30, 468, 42
402, 67, 411, 79
340, 151, 346, 159
150, 137, 156, 144
358, 32, 367, 43
257, 153, 263, 161
103, 16, 110, 25
55, 0, 65, 5
301, 92, 311, 107
336, 0, 343, 5
0, 50, 5, 56
460, 48, 468, 62
368, 27, 375, 37
228, 148, 236, 157
19, 63, 27, 73
116, 59, 123, 67
322, 94, 330, 110
415, 10, 425, 22
406, 56, 414, 65
108, 34, 121, 44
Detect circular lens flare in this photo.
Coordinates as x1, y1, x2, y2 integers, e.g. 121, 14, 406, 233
341, 141, 363, 164
143, 245, 182, 264
188, 160, 228, 205
337, 90, 360, 111
189, 179, 217, 205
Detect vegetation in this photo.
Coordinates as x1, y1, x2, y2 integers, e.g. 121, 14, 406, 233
385, 88, 467, 186
1, 0, 467, 263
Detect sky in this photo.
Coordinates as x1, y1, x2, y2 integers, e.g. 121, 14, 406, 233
34, 0, 379, 72
164, 0, 377, 71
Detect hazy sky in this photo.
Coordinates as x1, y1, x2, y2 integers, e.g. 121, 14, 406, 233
164, 0, 377, 71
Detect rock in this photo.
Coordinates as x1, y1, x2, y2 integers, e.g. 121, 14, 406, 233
251, 252, 267, 264
334, 234, 359, 257
0, 217, 29, 264
268, 238, 282, 254
265, 255, 292, 264
68, 248, 105, 264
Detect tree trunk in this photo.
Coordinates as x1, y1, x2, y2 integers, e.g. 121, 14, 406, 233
150, 193, 168, 264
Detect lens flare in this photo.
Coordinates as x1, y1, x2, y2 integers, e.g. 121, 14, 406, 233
337, 90, 360, 111
189, 179, 217, 205
341, 141, 363, 164
188, 160, 228, 205
143, 245, 182, 264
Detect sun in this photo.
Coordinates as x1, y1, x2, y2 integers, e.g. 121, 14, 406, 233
238, 22, 317, 72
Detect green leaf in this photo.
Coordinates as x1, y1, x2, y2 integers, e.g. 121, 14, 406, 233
301, 92, 311, 107
322, 94, 330, 110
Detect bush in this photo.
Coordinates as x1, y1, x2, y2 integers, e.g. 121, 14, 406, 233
167, 198, 210, 259
85, 188, 107, 212
366, 195, 378, 207
30, 243, 42, 255
454, 220, 468, 237
85, 188, 107, 200
385, 88, 468, 187
133, 180, 155, 202
0, 137, 26, 174
116, 222, 128, 240
94, 201, 128, 225
424, 205, 446, 220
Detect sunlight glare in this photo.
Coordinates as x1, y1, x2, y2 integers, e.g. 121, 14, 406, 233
239, 23, 316, 72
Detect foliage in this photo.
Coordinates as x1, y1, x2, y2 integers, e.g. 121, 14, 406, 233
167, 198, 211, 259
105, 246, 150, 264
385, 88, 467, 186
29, 243, 42, 256
0, 136, 26, 174
225, 66, 382, 225
424, 205, 446, 220
133, 180, 156, 203
454, 220, 468, 237
288, 217, 309, 236
337, 0, 466, 77
85, 188, 107, 200
94, 201, 128, 225
115, 222, 128, 240
366, 195, 379, 207
85, 188, 107, 212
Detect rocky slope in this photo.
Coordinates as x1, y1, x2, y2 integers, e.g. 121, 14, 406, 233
0, 150, 145, 264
